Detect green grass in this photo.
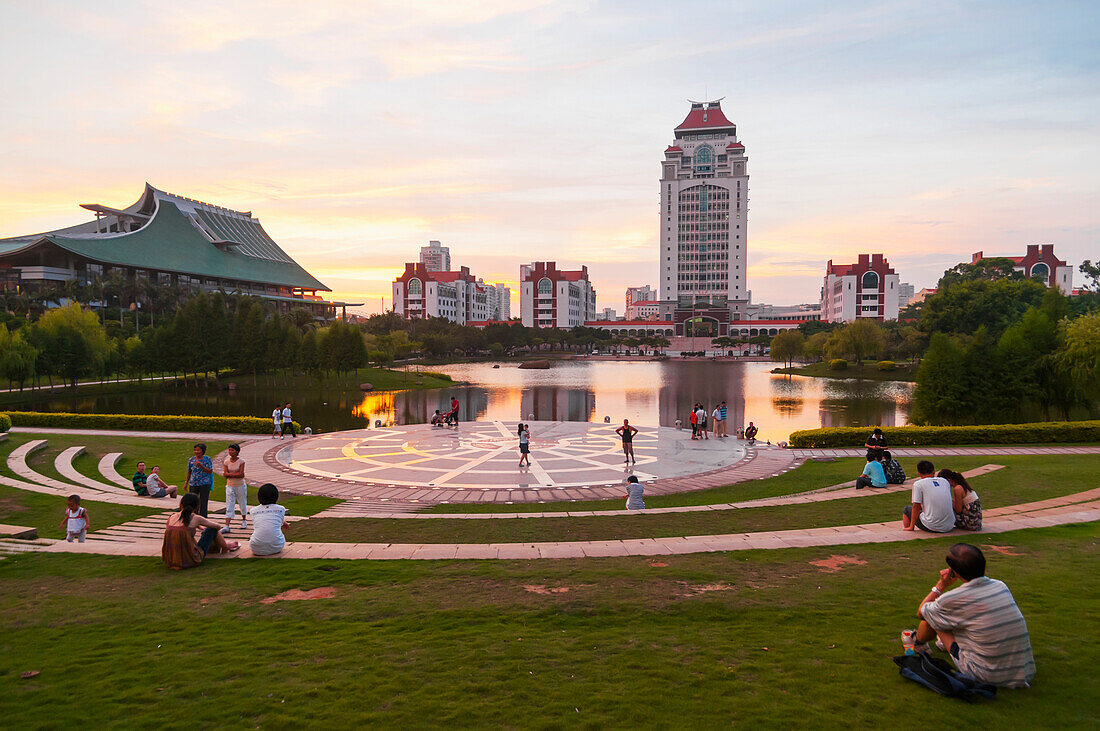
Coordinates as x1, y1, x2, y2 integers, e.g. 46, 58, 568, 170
291, 455, 1099, 544
0, 523, 1096, 727
772, 361, 918, 382
0, 434, 339, 537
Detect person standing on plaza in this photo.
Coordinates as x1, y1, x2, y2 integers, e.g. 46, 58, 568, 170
518, 423, 531, 467
697, 404, 709, 440
719, 400, 728, 437
448, 395, 460, 428
616, 419, 638, 464
281, 403, 296, 438
689, 404, 699, 439
185, 443, 215, 517
711, 403, 722, 439
221, 443, 247, 533
272, 405, 282, 438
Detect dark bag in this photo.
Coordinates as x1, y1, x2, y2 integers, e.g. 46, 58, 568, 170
893, 654, 996, 701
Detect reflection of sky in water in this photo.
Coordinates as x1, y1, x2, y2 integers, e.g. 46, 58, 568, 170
15, 361, 912, 441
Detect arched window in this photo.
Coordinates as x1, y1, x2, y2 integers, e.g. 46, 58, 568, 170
538, 278, 553, 296
694, 144, 714, 173
1030, 263, 1049, 281
408, 278, 422, 296
861, 271, 879, 290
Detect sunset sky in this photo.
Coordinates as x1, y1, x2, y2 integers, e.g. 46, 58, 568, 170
1, 0, 1097, 314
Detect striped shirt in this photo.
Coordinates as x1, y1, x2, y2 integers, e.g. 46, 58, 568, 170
921, 576, 1036, 688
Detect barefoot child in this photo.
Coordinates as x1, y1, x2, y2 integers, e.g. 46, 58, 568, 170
59, 494, 89, 542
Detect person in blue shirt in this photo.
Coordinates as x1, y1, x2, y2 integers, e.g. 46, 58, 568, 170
186, 443, 215, 516
856, 453, 888, 489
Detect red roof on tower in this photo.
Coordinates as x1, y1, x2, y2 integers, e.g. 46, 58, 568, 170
726, 142, 744, 149
676, 103, 734, 131
665, 145, 683, 153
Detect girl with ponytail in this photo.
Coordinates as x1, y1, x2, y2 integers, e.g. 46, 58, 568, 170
162, 493, 239, 569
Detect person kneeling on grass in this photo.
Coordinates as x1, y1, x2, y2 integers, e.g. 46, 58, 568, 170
161, 493, 238, 570
856, 453, 888, 490
249, 483, 288, 556
901, 460, 955, 533
905, 543, 1035, 688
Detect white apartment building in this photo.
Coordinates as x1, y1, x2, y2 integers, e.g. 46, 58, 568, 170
625, 285, 656, 311
419, 240, 451, 272
820, 254, 900, 323
478, 279, 512, 321
625, 299, 661, 320
393, 263, 487, 325
520, 261, 597, 328
659, 100, 749, 316
898, 282, 915, 308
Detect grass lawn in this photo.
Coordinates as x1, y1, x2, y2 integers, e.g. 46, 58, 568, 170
772, 361, 918, 382
0, 434, 338, 538
0, 523, 1096, 727
291, 455, 1099, 544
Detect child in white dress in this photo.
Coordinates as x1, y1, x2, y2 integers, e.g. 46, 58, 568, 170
59, 494, 89, 542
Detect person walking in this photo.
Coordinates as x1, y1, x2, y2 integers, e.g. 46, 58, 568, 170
272, 405, 282, 438
281, 403, 296, 438
185, 443, 215, 517
616, 419, 638, 464
518, 423, 531, 467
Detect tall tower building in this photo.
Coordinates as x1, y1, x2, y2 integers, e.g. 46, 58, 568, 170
659, 100, 749, 315
419, 240, 451, 272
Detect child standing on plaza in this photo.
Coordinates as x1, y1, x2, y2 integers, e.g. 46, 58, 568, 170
221, 443, 247, 533
58, 494, 89, 542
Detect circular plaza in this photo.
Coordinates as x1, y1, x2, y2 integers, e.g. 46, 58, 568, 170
257, 421, 749, 503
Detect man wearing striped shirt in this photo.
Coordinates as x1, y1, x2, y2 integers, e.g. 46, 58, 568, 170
912, 543, 1036, 688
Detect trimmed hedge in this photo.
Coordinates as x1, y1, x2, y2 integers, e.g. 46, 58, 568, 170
829, 359, 848, 371
876, 360, 896, 371
0, 412, 11, 433
6, 411, 301, 435
789, 420, 1100, 448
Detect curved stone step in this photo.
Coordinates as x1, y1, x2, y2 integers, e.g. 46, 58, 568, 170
55, 446, 135, 496
99, 452, 134, 489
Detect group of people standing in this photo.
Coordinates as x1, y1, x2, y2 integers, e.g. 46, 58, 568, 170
688, 402, 730, 440
271, 403, 295, 438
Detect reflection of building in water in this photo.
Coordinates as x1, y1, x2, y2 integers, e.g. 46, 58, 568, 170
657, 361, 746, 428
352, 392, 396, 423
521, 387, 596, 422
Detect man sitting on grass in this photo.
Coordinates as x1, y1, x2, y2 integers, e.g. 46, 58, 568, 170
855, 453, 887, 489
902, 460, 955, 533
908, 543, 1036, 688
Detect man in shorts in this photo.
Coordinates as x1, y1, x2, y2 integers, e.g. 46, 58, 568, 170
272, 406, 283, 438
146, 465, 177, 498
902, 460, 955, 532
616, 419, 638, 464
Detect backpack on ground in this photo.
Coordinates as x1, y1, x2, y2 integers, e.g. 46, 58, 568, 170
893, 654, 996, 702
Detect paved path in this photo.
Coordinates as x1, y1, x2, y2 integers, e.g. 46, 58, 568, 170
10, 427, 262, 441
33, 489, 1100, 560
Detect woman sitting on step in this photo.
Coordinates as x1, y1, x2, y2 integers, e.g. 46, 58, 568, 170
162, 493, 239, 570
938, 469, 982, 531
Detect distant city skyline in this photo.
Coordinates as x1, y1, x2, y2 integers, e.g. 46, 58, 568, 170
1, 1, 1097, 315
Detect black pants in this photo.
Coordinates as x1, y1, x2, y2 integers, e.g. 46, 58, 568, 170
190, 485, 211, 517
283, 421, 296, 437
856, 475, 875, 489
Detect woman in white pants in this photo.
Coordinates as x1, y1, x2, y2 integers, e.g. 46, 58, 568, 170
221, 443, 247, 533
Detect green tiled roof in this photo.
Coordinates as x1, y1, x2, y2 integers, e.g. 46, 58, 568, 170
44, 200, 327, 291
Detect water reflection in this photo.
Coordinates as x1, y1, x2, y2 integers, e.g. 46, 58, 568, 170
12, 361, 911, 441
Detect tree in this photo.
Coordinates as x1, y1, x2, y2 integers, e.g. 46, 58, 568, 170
769, 330, 804, 368
1078, 260, 1100, 292
938, 257, 1024, 287
918, 278, 1047, 337
0, 324, 38, 390
1060, 311, 1100, 404
803, 331, 829, 362
829, 319, 885, 366
31, 303, 111, 387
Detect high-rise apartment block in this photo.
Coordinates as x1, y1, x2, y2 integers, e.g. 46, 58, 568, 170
659, 100, 749, 315
392, 263, 487, 324
419, 240, 451, 272
898, 282, 915, 308
820, 254, 900, 323
625, 285, 656, 312
520, 261, 597, 328
479, 279, 512, 321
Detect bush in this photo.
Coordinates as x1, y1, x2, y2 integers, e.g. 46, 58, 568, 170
877, 360, 896, 371
7, 412, 300, 435
788, 420, 1100, 448
0, 412, 11, 433
829, 359, 848, 371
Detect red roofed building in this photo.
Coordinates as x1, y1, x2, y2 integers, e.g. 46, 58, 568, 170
820, 254, 900, 323
520, 261, 597, 328
392, 262, 488, 324
970, 244, 1073, 293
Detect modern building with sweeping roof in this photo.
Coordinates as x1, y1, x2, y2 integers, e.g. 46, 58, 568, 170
0, 184, 348, 316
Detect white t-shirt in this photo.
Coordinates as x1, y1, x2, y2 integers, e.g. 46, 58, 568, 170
249, 503, 287, 555
625, 482, 645, 510
272, 409, 281, 425
223, 456, 245, 488
281, 407, 292, 423
712, 408, 721, 421
148, 473, 165, 491
912, 477, 956, 532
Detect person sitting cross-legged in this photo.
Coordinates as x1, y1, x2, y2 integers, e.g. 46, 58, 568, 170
881, 450, 906, 484
907, 543, 1036, 688
855, 453, 888, 490
902, 460, 956, 533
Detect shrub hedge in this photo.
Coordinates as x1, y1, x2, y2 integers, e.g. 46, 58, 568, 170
788, 420, 1100, 448
876, 360, 896, 371
829, 359, 848, 371
6, 412, 301, 435
0, 413, 11, 433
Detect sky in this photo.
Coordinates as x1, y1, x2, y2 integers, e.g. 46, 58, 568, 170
1, 0, 1097, 315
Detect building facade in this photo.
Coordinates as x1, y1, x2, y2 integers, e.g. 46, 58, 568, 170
625, 285, 656, 312
519, 261, 597, 328
392, 263, 488, 324
659, 100, 749, 316
625, 299, 661, 320
820, 254, 900, 323
898, 282, 915, 308
419, 240, 451, 272
478, 280, 511, 321
970, 244, 1073, 293
0, 184, 340, 316
594, 307, 618, 321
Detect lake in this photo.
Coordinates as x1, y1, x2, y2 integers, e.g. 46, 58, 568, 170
15, 360, 912, 442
